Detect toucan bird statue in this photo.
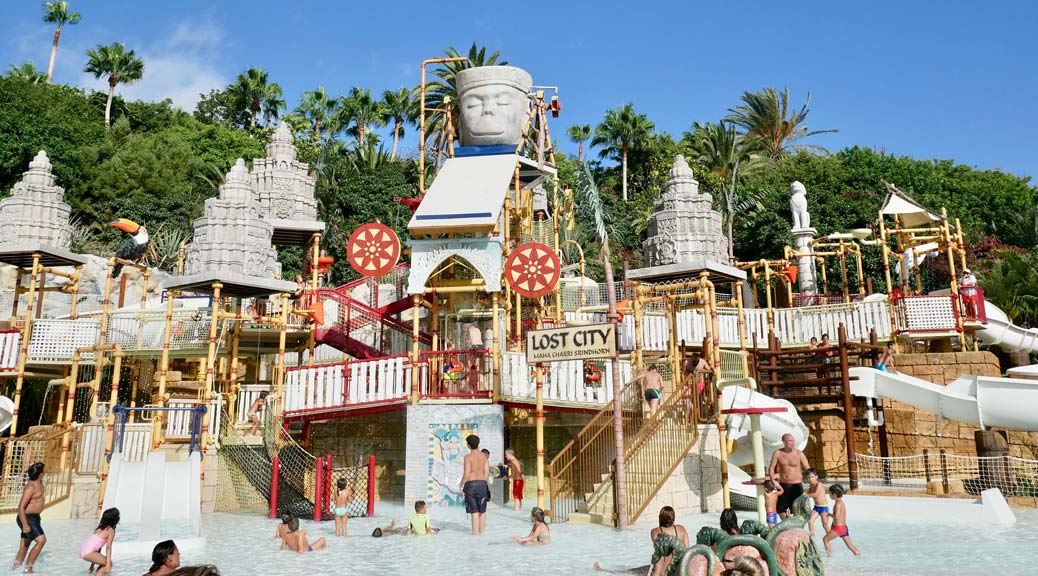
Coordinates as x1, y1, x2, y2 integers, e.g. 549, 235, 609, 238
108, 218, 150, 278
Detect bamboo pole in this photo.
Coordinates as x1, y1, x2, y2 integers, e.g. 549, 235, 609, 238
410, 294, 422, 402
535, 360, 545, 509
632, 282, 643, 370
10, 253, 41, 435
492, 293, 501, 400
153, 289, 177, 449
942, 209, 966, 348
274, 293, 290, 425
199, 282, 222, 459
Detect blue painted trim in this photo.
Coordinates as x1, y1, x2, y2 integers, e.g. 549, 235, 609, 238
415, 213, 493, 220
453, 145, 516, 157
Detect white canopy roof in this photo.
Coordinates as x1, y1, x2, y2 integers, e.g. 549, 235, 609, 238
408, 154, 519, 235
880, 184, 941, 228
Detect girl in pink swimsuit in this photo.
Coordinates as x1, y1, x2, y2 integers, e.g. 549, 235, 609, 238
80, 507, 120, 574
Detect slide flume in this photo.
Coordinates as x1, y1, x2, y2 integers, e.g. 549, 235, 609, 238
976, 299, 1038, 353
849, 366, 1038, 431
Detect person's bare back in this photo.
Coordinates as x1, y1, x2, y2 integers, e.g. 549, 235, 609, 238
22, 481, 43, 515
464, 448, 488, 482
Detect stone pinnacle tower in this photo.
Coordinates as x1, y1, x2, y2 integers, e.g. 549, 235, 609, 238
0, 151, 72, 248
643, 155, 728, 266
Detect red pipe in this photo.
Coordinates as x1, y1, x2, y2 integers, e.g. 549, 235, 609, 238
269, 456, 280, 519
313, 455, 324, 522
367, 453, 376, 517
324, 455, 333, 518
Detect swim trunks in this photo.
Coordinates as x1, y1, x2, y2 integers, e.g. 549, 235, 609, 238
512, 478, 525, 501
463, 480, 490, 514
766, 512, 780, 526
16, 513, 43, 540
644, 388, 662, 402
335, 507, 349, 517
777, 482, 804, 514
875, 363, 887, 372
813, 505, 829, 514
831, 524, 849, 537
307, 545, 313, 552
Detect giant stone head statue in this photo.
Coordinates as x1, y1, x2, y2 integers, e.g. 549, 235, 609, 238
456, 66, 532, 147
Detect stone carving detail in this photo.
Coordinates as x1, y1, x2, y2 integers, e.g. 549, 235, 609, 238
456, 66, 532, 147
184, 159, 281, 278
407, 238, 503, 294
251, 122, 319, 225
790, 181, 810, 230
642, 155, 728, 266
0, 151, 72, 248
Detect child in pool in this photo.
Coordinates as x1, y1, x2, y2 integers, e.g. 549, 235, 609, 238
371, 520, 407, 537
273, 514, 291, 540
406, 500, 439, 535
80, 507, 119, 574
805, 469, 830, 535
247, 391, 269, 435
512, 507, 550, 545
763, 479, 784, 526
333, 478, 352, 537
823, 484, 860, 556
282, 516, 326, 553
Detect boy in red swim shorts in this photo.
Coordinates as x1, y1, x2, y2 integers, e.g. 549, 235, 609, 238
823, 484, 860, 556
505, 448, 524, 512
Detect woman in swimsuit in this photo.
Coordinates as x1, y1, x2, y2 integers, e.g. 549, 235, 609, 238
512, 507, 550, 545
593, 506, 689, 575
145, 540, 180, 576
333, 478, 351, 537
80, 507, 119, 574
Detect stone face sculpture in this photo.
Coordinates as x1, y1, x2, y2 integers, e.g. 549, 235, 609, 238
184, 159, 280, 278
455, 66, 532, 147
790, 181, 810, 230
643, 155, 728, 266
0, 150, 72, 248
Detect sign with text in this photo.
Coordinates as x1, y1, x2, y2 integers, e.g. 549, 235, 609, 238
525, 323, 617, 363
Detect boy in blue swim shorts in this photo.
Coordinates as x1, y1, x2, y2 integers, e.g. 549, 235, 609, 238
805, 468, 830, 535
460, 434, 490, 535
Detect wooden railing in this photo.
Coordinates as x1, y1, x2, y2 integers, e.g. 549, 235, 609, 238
546, 379, 644, 523
620, 380, 701, 525
418, 349, 492, 400
0, 426, 74, 513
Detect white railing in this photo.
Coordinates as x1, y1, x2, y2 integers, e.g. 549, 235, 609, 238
500, 351, 633, 406
165, 397, 223, 443
235, 384, 270, 426
27, 319, 100, 362
117, 423, 153, 463
105, 308, 212, 351
283, 356, 411, 414
0, 330, 20, 370
75, 423, 107, 475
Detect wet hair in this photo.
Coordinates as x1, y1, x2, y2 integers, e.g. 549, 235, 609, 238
466, 435, 480, 450
287, 516, 300, 532
829, 484, 845, 498
372, 527, 384, 537
763, 480, 779, 493
149, 540, 178, 574
481, 448, 490, 457
336, 478, 348, 492
531, 507, 547, 525
648, 365, 658, 371
809, 337, 817, 343
26, 462, 44, 481
821, 333, 830, 340
97, 507, 120, 530
722, 556, 766, 576
658, 506, 675, 528
415, 500, 426, 512
505, 448, 515, 457
280, 513, 292, 524
258, 391, 269, 399
720, 508, 740, 535
806, 468, 818, 479
169, 567, 221, 576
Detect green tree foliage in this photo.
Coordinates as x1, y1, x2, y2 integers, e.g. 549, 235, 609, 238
381, 87, 418, 158
227, 67, 284, 129
295, 86, 338, 142
42, 1, 82, 83
592, 103, 655, 201
337, 87, 384, 146
83, 42, 145, 127
725, 87, 835, 158
982, 250, 1038, 328
6, 63, 48, 85
567, 124, 591, 160
194, 87, 251, 128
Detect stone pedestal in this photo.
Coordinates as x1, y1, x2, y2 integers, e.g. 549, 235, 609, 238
0, 151, 71, 248
643, 156, 728, 266
185, 159, 280, 278
791, 227, 818, 295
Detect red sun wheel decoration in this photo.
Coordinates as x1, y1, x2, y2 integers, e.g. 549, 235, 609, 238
505, 242, 561, 298
347, 223, 400, 277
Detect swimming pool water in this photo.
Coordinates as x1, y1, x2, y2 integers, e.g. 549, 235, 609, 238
3, 500, 1037, 575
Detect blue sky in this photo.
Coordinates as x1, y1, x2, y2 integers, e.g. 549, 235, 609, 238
2, 0, 1036, 181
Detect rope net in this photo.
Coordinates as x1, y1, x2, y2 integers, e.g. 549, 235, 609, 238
855, 453, 1038, 497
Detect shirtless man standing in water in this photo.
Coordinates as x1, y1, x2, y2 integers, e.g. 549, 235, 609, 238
768, 433, 811, 518
14, 462, 46, 573
460, 435, 490, 535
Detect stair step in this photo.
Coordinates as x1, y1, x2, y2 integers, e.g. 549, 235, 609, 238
567, 511, 612, 525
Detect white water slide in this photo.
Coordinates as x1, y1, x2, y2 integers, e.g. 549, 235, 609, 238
849, 366, 1038, 431
102, 451, 205, 554
0, 396, 13, 434
720, 381, 810, 498
976, 299, 1038, 353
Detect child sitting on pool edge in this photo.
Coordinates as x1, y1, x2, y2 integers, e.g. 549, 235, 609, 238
406, 500, 439, 535
333, 478, 352, 537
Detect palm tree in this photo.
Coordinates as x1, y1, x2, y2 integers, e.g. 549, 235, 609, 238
295, 86, 338, 141
591, 104, 654, 201
228, 67, 285, 129
337, 87, 384, 146
42, 1, 81, 84
381, 87, 418, 158
571, 162, 629, 528
567, 124, 592, 160
684, 122, 765, 260
725, 87, 836, 158
6, 62, 47, 84
83, 43, 144, 128
425, 43, 506, 156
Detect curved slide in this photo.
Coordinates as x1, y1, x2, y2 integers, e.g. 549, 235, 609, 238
849, 366, 1038, 431
720, 381, 810, 498
976, 300, 1038, 353
0, 396, 13, 434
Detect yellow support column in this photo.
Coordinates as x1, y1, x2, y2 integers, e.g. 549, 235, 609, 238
491, 292, 501, 402
273, 293, 289, 425
410, 294, 422, 403
535, 361, 545, 509
153, 290, 177, 449
227, 299, 243, 425
10, 253, 41, 435
199, 282, 222, 460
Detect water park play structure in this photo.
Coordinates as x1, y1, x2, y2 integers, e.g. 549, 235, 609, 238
1, 56, 1038, 576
